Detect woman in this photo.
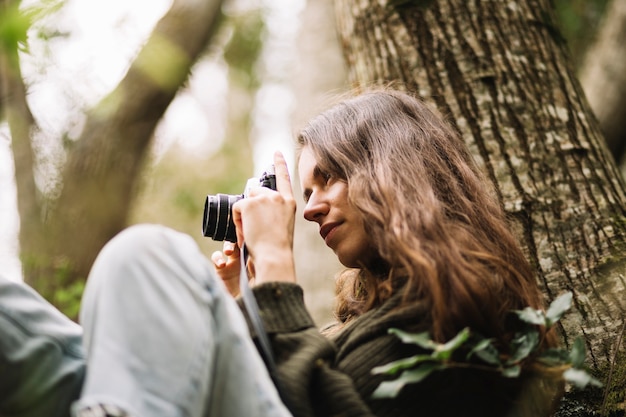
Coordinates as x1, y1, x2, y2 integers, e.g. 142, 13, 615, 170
0, 89, 560, 417
215, 88, 562, 416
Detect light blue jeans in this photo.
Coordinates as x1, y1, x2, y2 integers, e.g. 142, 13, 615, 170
0, 274, 84, 417
1, 224, 291, 417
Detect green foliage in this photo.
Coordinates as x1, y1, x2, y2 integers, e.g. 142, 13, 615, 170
371, 292, 602, 399
51, 258, 84, 319
20, 253, 84, 319
0, 0, 64, 54
0, 2, 30, 53
553, 0, 610, 66
223, 10, 265, 89
53, 280, 84, 319
602, 346, 626, 416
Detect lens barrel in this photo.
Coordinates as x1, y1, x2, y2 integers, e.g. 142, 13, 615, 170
202, 193, 242, 242
202, 169, 276, 243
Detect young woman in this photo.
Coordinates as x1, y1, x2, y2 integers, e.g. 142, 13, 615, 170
213, 88, 562, 416
0, 89, 560, 417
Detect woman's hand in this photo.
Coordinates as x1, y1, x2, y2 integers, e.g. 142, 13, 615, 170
231, 151, 297, 285
211, 241, 257, 297
211, 241, 241, 296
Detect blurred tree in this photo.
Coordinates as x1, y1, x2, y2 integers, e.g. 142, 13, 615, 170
579, 0, 626, 167
132, 6, 266, 256
290, 0, 347, 325
334, 0, 626, 414
0, 0, 225, 312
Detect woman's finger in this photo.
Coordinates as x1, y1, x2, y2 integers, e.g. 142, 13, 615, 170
211, 250, 226, 268
223, 240, 239, 258
273, 151, 294, 200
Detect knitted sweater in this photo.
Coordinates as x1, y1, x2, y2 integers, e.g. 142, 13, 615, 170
247, 282, 557, 417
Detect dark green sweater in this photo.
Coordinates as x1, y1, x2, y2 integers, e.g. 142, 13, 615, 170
247, 282, 558, 417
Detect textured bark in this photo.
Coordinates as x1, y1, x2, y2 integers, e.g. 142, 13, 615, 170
21, 0, 225, 298
579, 0, 626, 165
334, 0, 626, 413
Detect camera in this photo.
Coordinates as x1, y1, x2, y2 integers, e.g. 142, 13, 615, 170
202, 167, 276, 242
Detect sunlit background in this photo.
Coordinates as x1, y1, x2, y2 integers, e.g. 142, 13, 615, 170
1, 0, 308, 282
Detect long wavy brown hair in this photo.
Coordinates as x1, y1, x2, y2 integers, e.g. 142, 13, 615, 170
297, 88, 556, 351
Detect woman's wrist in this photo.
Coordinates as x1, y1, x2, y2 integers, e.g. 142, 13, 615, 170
252, 248, 296, 284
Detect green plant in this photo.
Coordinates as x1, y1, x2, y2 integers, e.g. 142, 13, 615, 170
371, 292, 602, 399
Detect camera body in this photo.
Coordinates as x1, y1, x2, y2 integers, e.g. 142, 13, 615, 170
202, 168, 276, 242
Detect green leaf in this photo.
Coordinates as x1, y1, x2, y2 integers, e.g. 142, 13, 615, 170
508, 330, 540, 363
502, 365, 521, 378
546, 292, 573, 327
371, 354, 437, 375
434, 327, 470, 360
569, 337, 586, 368
0, 5, 30, 51
0, 0, 64, 53
513, 307, 547, 326
537, 348, 570, 366
388, 328, 438, 351
467, 338, 501, 366
372, 363, 443, 399
563, 368, 603, 389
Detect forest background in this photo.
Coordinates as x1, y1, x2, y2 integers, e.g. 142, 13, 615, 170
1, 0, 625, 415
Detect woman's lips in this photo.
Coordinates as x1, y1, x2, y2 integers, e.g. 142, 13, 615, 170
320, 222, 339, 246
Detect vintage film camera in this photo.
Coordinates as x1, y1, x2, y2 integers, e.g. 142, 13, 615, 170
202, 167, 277, 242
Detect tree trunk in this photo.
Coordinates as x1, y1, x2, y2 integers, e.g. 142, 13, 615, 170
0, 0, 45, 279
579, 0, 626, 166
334, 0, 626, 413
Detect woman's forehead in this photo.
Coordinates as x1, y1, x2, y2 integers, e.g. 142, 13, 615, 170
297, 147, 317, 178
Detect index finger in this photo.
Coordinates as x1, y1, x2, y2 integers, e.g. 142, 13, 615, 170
273, 151, 293, 199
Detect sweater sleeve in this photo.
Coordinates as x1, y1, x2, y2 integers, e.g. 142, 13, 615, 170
238, 282, 377, 417
247, 281, 315, 333
239, 282, 558, 417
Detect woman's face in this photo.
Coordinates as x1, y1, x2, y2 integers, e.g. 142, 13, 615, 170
298, 146, 378, 268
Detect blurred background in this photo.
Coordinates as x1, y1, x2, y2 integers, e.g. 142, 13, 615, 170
0, 0, 619, 324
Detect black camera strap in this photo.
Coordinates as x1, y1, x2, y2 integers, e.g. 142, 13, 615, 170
239, 245, 284, 397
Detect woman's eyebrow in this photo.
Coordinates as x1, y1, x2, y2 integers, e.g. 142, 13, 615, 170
312, 165, 324, 179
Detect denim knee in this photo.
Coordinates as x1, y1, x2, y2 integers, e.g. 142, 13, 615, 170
85, 224, 217, 299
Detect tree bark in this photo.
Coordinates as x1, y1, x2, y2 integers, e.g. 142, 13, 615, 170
579, 0, 626, 166
334, 0, 626, 413
18, 0, 225, 302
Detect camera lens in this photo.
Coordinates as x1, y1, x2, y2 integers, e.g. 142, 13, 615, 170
203, 193, 241, 242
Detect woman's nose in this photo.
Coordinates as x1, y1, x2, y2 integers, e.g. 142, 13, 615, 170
303, 194, 328, 222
